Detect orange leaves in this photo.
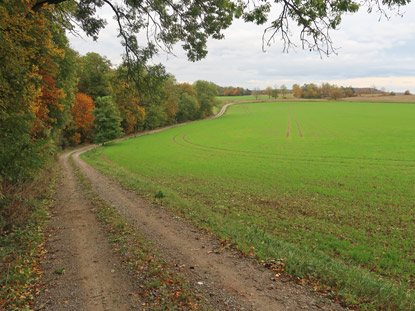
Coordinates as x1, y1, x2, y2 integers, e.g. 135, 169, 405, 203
292, 84, 302, 98
123, 105, 145, 134
71, 92, 95, 140
64, 92, 95, 146
1, 0, 66, 144
30, 57, 65, 140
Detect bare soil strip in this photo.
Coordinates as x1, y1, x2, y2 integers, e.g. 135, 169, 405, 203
35, 153, 141, 311
70, 147, 347, 311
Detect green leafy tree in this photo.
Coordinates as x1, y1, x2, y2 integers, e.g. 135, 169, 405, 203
32, 1, 235, 64
92, 96, 123, 145
78, 52, 113, 100
271, 88, 280, 99
302, 84, 319, 99
280, 85, 288, 97
193, 80, 219, 118
176, 83, 200, 122
144, 104, 168, 130
265, 86, 273, 98
177, 93, 200, 122
31, 0, 409, 63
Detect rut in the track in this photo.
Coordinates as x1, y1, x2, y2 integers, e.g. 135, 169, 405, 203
35, 153, 141, 311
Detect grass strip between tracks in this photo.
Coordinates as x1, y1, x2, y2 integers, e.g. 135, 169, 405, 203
81, 152, 415, 311
70, 155, 207, 311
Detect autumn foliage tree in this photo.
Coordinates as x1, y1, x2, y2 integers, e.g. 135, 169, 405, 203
0, 1, 65, 181
292, 84, 302, 98
163, 77, 179, 124
0, 2, 80, 309
67, 93, 95, 144
30, 56, 65, 142
329, 87, 345, 100
112, 69, 145, 134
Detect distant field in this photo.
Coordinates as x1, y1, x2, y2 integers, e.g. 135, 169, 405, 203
341, 94, 415, 103
83, 101, 415, 309
218, 94, 415, 103
217, 95, 271, 101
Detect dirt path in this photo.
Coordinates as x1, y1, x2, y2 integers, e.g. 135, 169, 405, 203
68, 145, 346, 311
35, 153, 141, 310
36, 104, 347, 310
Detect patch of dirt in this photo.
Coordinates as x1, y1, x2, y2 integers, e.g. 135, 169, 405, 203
70, 146, 348, 311
35, 153, 142, 311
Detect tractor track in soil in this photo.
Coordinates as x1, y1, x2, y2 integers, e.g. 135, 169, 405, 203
35, 102, 348, 311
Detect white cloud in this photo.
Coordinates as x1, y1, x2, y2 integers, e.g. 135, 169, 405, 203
67, 3, 415, 92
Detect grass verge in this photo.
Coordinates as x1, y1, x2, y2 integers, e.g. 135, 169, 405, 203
70, 155, 207, 310
0, 163, 57, 310
81, 151, 415, 311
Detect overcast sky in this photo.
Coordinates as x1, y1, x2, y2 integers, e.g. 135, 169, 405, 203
68, 4, 415, 92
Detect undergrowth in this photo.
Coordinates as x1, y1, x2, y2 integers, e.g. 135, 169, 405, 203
0, 162, 57, 310
70, 156, 207, 310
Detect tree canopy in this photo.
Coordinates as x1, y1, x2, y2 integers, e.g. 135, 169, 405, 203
31, 0, 411, 63
92, 96, 123, 144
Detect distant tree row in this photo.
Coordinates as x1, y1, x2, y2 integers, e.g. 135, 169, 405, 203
217, 86, 251, 96
292, 83, 356, 100
261, 85, 289, 99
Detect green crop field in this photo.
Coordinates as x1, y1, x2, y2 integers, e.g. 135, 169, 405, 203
82, 101, 415, 309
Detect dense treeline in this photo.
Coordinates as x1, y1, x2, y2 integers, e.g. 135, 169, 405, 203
292, 83, 356, 100
0, 1, 219, 231
0, 4, 219, 306
219, 83, 357, 100
217, 86, 251, 96
63, 52, 220, 146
